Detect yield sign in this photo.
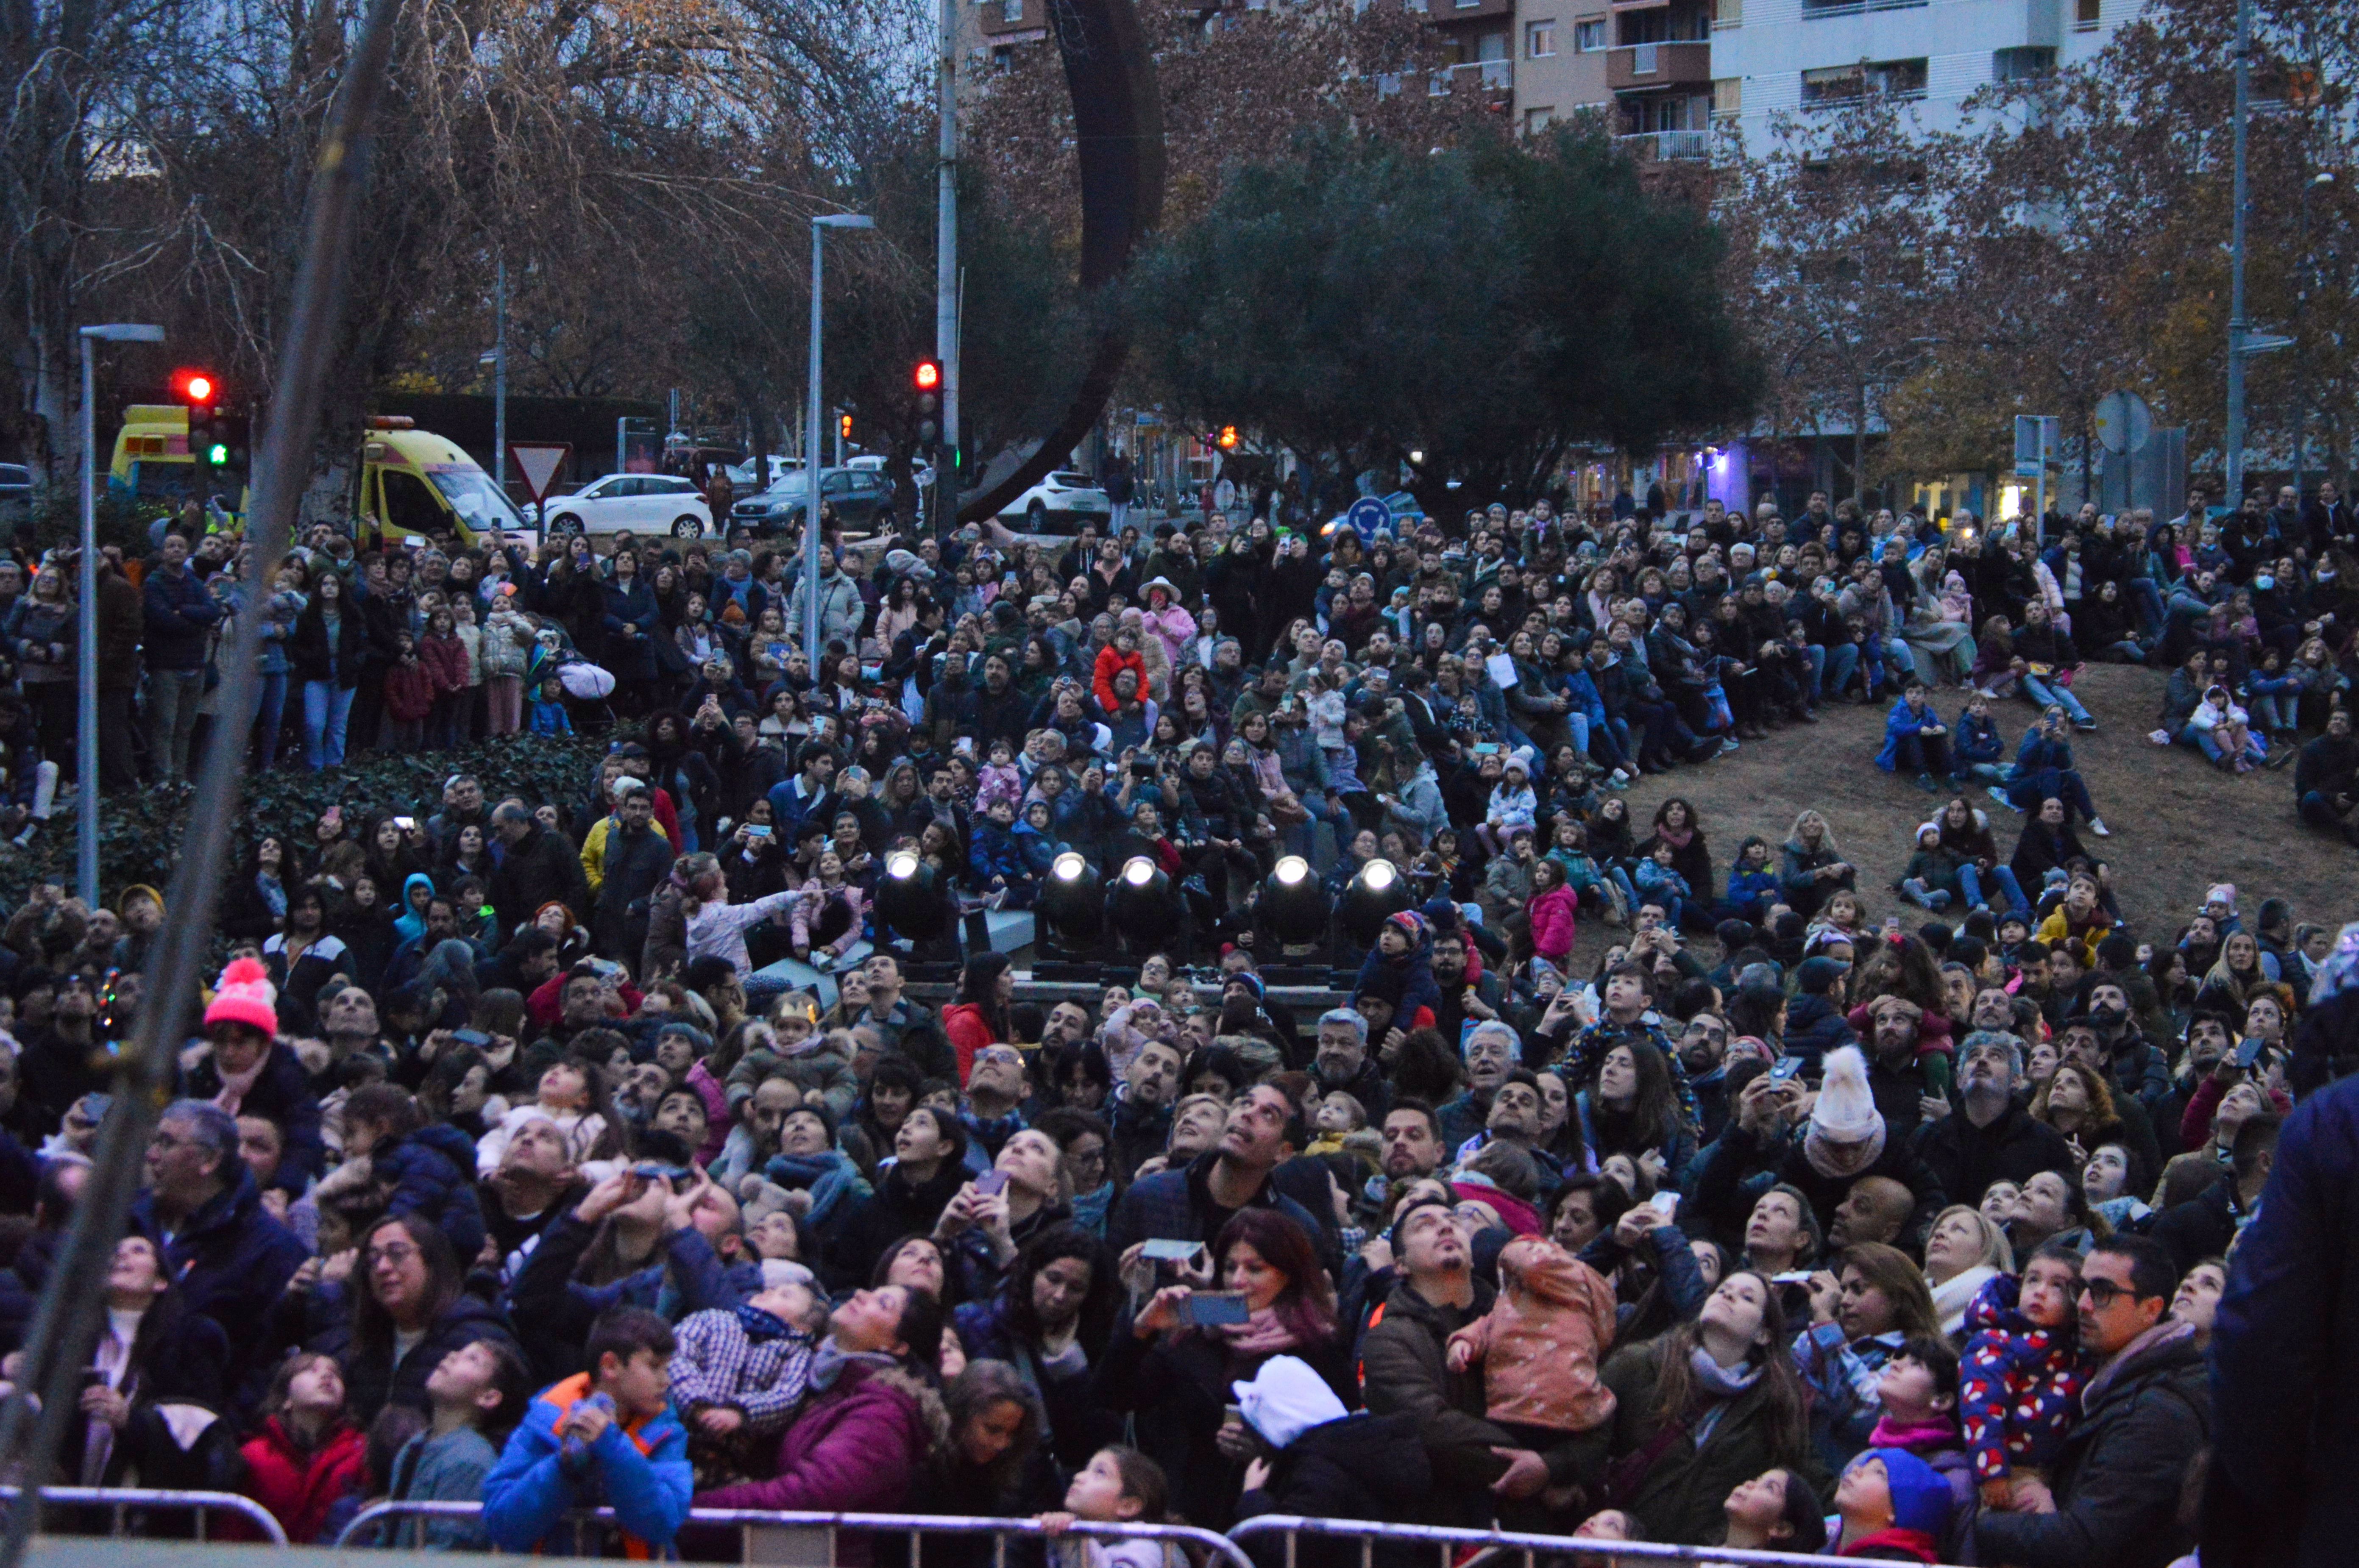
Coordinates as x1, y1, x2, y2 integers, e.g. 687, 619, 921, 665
507, 442, 572, 504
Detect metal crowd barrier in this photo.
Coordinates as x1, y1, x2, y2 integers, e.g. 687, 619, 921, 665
338, 1500, 1257, 1567
1226, 1514, 1970, 1568
0, 1485, 290, 1545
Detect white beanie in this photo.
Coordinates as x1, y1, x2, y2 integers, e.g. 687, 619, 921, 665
1812, 1045, 1883, 1143
1232, 1355, 1346, 1451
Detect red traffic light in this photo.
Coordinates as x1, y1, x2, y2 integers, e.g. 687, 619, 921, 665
914, 360, 941, 392
1217, 425, 1239, 450
176, 370, 217, 404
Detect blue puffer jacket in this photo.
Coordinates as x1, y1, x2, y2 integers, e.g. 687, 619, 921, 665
376, 1123, 488, 1263
483, 1373, 692, 1557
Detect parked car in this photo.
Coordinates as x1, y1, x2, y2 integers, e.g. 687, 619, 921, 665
542, 473, 714, 539
727, 456, 801, 491
997, 472, 1111, 533
730, 465, 894, 534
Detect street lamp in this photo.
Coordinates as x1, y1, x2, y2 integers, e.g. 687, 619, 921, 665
76, 323, 164, 908
804, 213, 875, 669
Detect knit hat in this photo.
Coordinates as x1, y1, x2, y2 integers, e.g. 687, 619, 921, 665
1812, 1046, 1882, 1142
204, 957, 279, 1037
2204, 883, 2238, 914
1232, 1355, 1347, 1451
1224, 971, 1266, 1004
1383, 910, 1429, 948
1858, 1448, 1953, 1540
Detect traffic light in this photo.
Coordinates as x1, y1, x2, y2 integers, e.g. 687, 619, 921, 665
839, 413, 853, 444
1217, 425, 1239, 450
177, 370, 222, 467
914, 361, 941, 448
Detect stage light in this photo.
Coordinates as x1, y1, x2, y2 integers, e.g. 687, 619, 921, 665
1259, 855, 1324, 944
1107, 855, 1180, 950
874, 851, 945, 941
1337, 857, 1412, 946
1038, 853, 1103, 952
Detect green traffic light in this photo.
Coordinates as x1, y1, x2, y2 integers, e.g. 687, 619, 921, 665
206, 443, 229, 464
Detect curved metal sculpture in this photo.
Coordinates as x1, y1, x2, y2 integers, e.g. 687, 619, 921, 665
960, 0, 1164, 524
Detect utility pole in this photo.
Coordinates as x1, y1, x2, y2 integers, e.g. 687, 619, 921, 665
935, 0, 960, 539
493, 256, 507, 496
2224, 0, 2252, 506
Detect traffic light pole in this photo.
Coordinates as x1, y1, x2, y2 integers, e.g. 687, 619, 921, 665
935, 0, 959, 539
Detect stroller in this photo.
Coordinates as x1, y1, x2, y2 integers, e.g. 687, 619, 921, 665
527, 629, 619, 730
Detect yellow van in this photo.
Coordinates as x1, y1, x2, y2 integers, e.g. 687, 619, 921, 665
111, 410, 526, 545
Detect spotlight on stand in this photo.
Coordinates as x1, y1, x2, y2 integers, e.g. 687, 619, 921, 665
874, 849, 946, 947
1337, 857, 1412, 949
1259, 856, 1324, 945
1034, 852, 1105, 979
1106, 855, 1180, 953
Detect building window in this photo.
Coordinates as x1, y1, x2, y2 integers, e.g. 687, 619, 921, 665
1526, 19, 1556, 56
1714, 0, 1740, 25
1000, 0, 1020, 20
1573, 16, 1606, 51
2075, 0, 2101, 29
1801, 57, 1927, 107
1712, 76, 1742, 115
1525, 106, 1556, 134
1993, 45, 2056, 81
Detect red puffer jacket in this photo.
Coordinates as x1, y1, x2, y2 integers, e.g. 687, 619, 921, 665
1092, 644, 1145, 714
239, 1415, 367, 1544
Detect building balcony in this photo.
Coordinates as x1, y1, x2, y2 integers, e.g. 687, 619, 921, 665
1617, 127, 1711, 160
1449, 57, 1515, 91
1607, 39, 1710, 91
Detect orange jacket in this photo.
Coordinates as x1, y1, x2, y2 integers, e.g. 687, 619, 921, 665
1092, 644, 1145, 714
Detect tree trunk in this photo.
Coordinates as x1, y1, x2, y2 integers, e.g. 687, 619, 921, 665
1853, 381, 1868, 506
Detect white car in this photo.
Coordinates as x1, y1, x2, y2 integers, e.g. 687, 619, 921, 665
542, 473, 714, 539
998, 471, 1111, 533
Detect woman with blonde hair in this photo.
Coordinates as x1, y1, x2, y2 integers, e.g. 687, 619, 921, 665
1921, 1204, 2014, 1337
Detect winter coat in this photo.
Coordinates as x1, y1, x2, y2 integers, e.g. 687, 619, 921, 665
1599, 1337, 1827, 1549
593, 820, 678, 962
239, 1416, 368, 1545
603, 578, 662, 681
1688, 1117, 1947, 1252
1959, 1272, 2092, 1482
1526, 884, 1578, 965
481, 605, 535, 679
373, 1123, 490, 1264
697, 1359, 947, 1520
1445, 1235, 1616, 1433
182, 1041, 326, 1194
304, 1286, 522, 1430
504, 1212, 743, 1386
1875, 698, 1946, 772
483, 1372, 694, 1557
381, 1426, 500, 1549
384, 657, 437, 722
2205, 1071, 2359, 1568
1233, 1411, 1434, 1568
290, 599, 366, 688
826, 1159, 971, 1290
1091, 644, 1145, 714
490, 821, 593, 937
1974, 1323, 2207, 1568
941, 1002, 999, 1087
142, 562, 225, 671
418, 632, 470, 695
1911, 1100, 2078, 1210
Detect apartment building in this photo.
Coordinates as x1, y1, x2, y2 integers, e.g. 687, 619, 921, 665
1711, 0, 2138, 153
1514, 0, 1716, 161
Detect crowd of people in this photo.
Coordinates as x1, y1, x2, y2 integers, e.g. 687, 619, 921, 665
0, 475, 2348, 1566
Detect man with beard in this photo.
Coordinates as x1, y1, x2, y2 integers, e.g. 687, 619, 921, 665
1855, 995, 1943, 1138
484, 1115, 591, 1289
1429, 934, 1507, 1049
1217, 970, 1299, 1065
1109, 1037, 1184, 1179
1824, 1173, 1915, 1248
2079, 980, 2176, 1133
1312, 1009, 1391, 1123
592, 784, 673, 964
1912, 1031, 2075, 1202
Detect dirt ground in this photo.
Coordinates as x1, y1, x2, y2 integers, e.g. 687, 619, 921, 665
1569, 662, 2355, 970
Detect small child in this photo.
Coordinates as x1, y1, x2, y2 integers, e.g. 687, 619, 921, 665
474, 1061, 611, 1177
668, 1278, 827, 1487
1526, 857, 1579, 969
382, 631, 436, 753
242, 1352, 368, 1545
382, 1338, 535, 1549
1720, 1469, 1830, 1556
1959, 1245, 2091, 1513
1036, 1446, 1175, 1568
1351, 910, 1442, 1033
1953, 692, 2007, 783
482, 1307, 693, 1558
969, 796, 1035, 909
789, 851, 869, 969
1725, 836, 1780, 925
1443, 1234, 1620, 1482
1484, 755, 1540, 843
529, 676, 574, 736
1900, 825, 1961, 912
1831, 1448, 1954, 1561
975, 739, 1025, 815
1867, 1334, 1974, 1533
1633, 841, 1692, 932
1302, 1091, 1382, 1177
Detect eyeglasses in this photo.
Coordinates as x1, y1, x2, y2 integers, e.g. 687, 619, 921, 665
2078, 1277, 2145, 1309
367, 1243, 421, 1268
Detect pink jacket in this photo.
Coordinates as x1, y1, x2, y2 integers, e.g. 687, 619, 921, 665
1527, 884, 1578, 965
1447, 1235, 1618, 1434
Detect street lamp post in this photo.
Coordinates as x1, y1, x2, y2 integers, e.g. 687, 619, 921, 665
2293, 170, 2334, 504
804, 214, 875, 671
75, 322, 164, 908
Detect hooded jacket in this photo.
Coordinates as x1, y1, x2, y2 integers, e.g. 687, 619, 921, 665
1444, 1235, 1616, 1432
374, 1122, 490, 1264
484, 1373, 694, 1557
697, 1358, 946, 1519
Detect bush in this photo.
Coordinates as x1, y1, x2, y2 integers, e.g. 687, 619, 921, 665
1, 729, 624, 911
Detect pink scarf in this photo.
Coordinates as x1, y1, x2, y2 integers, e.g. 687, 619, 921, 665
1869, 1415, 1957, 1453
1218, 1308, 1304, 1358
213, 1061, 266, 1116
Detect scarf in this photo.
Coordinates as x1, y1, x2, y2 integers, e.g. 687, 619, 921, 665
1655, 824, 1694, 849
213, 1060, 267, 1117
735, 1304, 791, 1342
808, 1341, 898, 1393
1930, 1265, 2000, 1336
1803, 1120, 1887, 1180
2082, 1318, 2196, 1414
1688, 1345, 1761, 1400
1869, 1414, 1958, 1452
1070, 1180, 1114, 1237
1217, 1308, 1304, 1358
